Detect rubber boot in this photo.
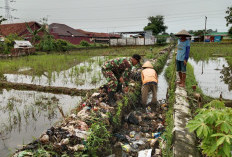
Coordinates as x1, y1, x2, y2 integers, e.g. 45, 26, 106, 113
108, 91, 117, 106
179, 73, 186, 87
116, 83, 123, 93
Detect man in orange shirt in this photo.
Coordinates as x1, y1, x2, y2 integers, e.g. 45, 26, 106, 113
141, 61, 158, 106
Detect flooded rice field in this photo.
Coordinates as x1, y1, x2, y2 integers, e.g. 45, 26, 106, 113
189, 57, 232, 100
4, 56, 110, 89
0, 89, 81, 157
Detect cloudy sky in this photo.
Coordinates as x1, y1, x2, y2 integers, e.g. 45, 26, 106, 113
0, 0, 231, 33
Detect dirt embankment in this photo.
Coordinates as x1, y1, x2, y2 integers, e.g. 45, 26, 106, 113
0, 81, 94, 96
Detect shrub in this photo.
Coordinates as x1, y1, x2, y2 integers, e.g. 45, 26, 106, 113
36, 34, 56, 52
55, 39, 71, 52
0, 33, 22, 54
186, 100, 232, 157
80, 40, 90, 47
157, 37, 167, 45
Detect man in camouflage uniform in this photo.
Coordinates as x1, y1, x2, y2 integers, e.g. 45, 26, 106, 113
102, 54, 141, 103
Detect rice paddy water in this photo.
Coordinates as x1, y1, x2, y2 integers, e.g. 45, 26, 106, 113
4, 56, 111, 89
0, 89, 82, 157
189, 57, 232, 100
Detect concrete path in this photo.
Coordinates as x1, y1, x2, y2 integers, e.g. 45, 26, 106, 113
173, 78, 200, 157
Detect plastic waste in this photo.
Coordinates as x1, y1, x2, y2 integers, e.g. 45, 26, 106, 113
68, 144, 85, 151
157, 123, 165, 132
92, 92, 100, 97
126, 112, 139, 125
138, 149, 152, 157
13, 151, 33, 157
130, 140, 145, 149
60, 138, 69, 145
155, 148, 161, 155
152, 132, 161, 138
129, 131, 136, 138
122, 144, 132, 152
74, 129, 90, 140
146, 106, 152, 113
40, 134, 49, 143
114, 133, 129, 143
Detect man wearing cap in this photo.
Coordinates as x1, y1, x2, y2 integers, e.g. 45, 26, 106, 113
175, 30, 191, 87
141, 61, 158, 106
102, 54, 141, 104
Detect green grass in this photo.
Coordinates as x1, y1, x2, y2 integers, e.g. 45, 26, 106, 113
190, 43, 232, 62
0, 45, 167, 78
162, 55, 175, 157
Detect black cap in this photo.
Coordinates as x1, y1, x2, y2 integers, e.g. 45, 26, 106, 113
132, 54, 141, 62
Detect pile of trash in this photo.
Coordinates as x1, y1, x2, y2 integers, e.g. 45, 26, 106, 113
110, 100, 168, 157
13, 46, 173, 157
13, 77, 141, 157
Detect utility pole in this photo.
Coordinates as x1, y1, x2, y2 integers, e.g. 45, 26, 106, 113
3, 0, 17, 23
204, 16, 207, 43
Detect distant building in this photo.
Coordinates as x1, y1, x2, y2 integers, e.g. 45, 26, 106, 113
12, 40, 35, 56
49, 23, 91, 45
109, 30, 157, 46
0, 21, 43, 41
206, 32, 231, 42
76, 29, 121, 44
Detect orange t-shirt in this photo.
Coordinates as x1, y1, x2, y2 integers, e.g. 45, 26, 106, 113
141, 68, 158, 85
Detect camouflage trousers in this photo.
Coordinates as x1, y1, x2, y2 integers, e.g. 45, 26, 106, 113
141, 83, 157, 106
102, 68, 122, 92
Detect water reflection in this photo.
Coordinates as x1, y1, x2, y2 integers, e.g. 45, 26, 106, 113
0, 89, 81, 157
4, 56, 110, 89
221, 65, 232, 91
189, 57, 232, 100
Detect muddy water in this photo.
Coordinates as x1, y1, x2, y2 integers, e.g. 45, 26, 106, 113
4, 56, 110, 89
189, 57, 232, 100
0, 89, 81, 157
147, 55, 172, 103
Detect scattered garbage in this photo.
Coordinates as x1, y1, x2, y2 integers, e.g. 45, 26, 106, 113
122, 144, 133, 153
111, 98, 167, 157
125, 112, 139, 125
152, 132, 161, 138
12, 47, 173, 157
138, 149, 152, 157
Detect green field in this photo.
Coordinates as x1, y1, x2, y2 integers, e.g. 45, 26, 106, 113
0, 46, 166, 77
190, 43, 232, 62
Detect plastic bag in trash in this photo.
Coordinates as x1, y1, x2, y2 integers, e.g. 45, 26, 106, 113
125, 112, 139, 125
138, 149, 152, 157
13, 151, 33, 157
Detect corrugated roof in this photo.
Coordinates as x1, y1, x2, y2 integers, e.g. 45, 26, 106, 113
76, 29, 120, 38
50, 23, 87, 37
0, 21, 40, 36
14, 40, 33, 48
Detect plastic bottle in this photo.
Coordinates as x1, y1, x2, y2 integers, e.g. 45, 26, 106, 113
152, 132, 161, 138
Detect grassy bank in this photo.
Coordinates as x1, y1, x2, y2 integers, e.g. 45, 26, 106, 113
162, 54, 175, 156
186, 63, 213, 106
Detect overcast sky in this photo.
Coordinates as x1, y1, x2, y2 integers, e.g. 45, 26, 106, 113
0, 0, 231, 33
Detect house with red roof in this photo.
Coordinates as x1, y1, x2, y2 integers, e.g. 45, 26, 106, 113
49, 23, 91, 45
0, 21, 43, 41
76, 29, 121, 44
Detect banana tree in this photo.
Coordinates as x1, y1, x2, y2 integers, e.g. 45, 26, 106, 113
26, 22, 45, 44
